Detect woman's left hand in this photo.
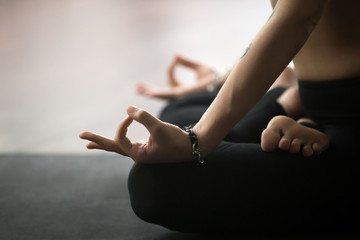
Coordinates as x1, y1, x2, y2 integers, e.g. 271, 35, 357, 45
79, 106, 193, 163
136, 54, 216, 100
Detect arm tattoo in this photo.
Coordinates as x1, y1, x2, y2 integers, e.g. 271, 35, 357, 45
241, 43, 252, 58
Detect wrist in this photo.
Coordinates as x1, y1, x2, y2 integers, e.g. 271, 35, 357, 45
191, 123, 217, 158
183, 126, 204, 165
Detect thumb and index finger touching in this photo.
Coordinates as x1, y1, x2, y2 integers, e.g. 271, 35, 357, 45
167, 55, 201, 87
115, 106, 163, 157
125, 106, 162, 136
79, 106, 161, 157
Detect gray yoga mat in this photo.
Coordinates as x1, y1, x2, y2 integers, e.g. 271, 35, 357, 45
0, 154, 203, 240
0, 154, 357, 240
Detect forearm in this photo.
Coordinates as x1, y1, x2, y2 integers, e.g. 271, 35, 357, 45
193, 0, 328, 156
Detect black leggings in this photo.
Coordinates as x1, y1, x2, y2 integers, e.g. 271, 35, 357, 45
128, 80, 360, 234
159, 87, 286, 143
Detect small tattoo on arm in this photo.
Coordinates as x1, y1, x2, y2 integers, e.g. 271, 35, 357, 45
241, 43, 252, 58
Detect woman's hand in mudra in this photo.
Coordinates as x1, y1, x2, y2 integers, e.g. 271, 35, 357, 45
136, 54, 216, 100
79, 106, 193, 163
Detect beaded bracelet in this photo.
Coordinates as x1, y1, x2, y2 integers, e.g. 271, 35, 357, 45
184, 126, 204, 165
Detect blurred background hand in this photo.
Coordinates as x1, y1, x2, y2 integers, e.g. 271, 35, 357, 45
136, 54, 217, 100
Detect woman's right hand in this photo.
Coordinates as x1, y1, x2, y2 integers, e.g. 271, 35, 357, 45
79, 106, 194, 163
136, 55, 218, 100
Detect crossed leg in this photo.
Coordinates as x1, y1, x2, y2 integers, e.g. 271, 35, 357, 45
128, 67, 341, 233
266, 67, 329, 157
160, 66, 330, 157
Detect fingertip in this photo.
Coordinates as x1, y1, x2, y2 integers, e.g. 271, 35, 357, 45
173, 53, 180, 60
127, 105, 138, 115
86, 142, 95, 149
135, 83, 142, 92
135, 83, 147, 92
79, 131, 89, 139
125, 106, 161, 133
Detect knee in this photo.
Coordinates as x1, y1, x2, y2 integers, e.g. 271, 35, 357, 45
127, 164, 160, 224
128, 163, 180, 230
127, 163, 200, 232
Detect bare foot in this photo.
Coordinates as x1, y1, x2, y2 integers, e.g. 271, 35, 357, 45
261, 116, 330, 157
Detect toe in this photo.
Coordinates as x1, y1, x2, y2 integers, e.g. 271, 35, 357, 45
302, 145, 313, 157
289, 139, 301, 153
261, 129, 280, 152
312, 142, 322, 155
278, 137, 291, 150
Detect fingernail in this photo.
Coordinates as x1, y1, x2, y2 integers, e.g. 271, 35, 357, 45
127, 105, 138, 114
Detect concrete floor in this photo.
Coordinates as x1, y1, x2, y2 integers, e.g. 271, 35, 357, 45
0, 0, 271, 154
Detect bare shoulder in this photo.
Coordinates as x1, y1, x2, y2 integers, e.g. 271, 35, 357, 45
292, 0, 360, 80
